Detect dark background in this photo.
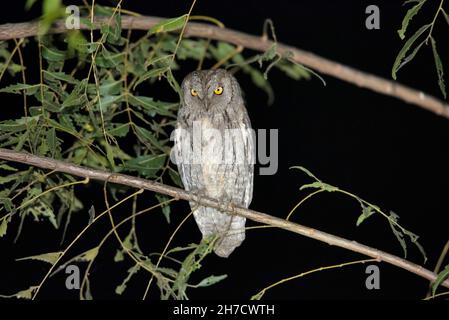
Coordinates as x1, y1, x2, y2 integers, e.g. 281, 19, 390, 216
1, 0, 449, 300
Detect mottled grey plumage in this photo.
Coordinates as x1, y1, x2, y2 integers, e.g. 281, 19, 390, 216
173, 69, 254, 258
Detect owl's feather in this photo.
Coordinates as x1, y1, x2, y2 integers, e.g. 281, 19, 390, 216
174, 69, 254, 257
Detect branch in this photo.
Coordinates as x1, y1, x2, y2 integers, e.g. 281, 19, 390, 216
0, 147, 448, 289
0, 16, 448, 119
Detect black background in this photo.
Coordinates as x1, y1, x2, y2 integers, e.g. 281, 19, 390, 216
1, 0, 449, 301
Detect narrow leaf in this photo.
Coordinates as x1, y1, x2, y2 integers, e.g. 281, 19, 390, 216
392, 23, 430, 79
432, 264, 449, 295
290, 166, 321, 182
195, 274, 227, 287
0, 164, 17, 171
356, 205, 374, 226
0, 286, 38, 299
0, 217, 9, 237
148, 15, 188, 35
16, 251, 62, 264
430, 36, 446, 99
397, 0, 426, 39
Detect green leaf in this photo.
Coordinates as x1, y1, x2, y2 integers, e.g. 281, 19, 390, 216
166, 69, 181, 94
134, 67, 169, 88
177, 39, 208, 60
43, 0, 62, 17
430, 36, 446, 99
128, 94, 177, 117
97, 95, 123, 111
408, 230, 427, 263
397, 0, 426, 40
356, 204, 374, 226
108, 123, 129, 137
101, 12, 123, 45
148, 15, 188, 35
46, 127, 57, 158
275, 59, 311, 81
16, 251, 62, 264
432, 264, 449, 295
104, 142, 116, 170
195, 274, 227, 287
134, 125, 166, 151
115, 264, 140, 295
209, 42, 237, 61
0, 197, 13, 212
114, 250, 124, 262
0, 62, 24, 77
61, 79, 88, 109
169, 168, 183, 187
0, 83, 40, 95
290, 166, 321, 182
396, 39, 426, 76
392, 23, 430, 79
0, 172, 24, 185
46, 118, 77, 136
0, 217, 9, 237
99, 79, 123, 96
26, 199, 58, 228
40, 0, 63, 35
0, 164, 18, 171
0, 116, 40, 133
121, 154, 166, 178
94, 4, 116, 16
156, 194, 171, 223
0, 286, 38, 299
42, 45, 66, 62
300, 181, 339, 192
58, 114, 77, 132
388, 211, 407, 258
76, 247, 99, 262
251, 291, 264, 300
95, 49, 124, 68
67, 30, 89, 55
43, 70, 78, 84
81, 277, 93, 300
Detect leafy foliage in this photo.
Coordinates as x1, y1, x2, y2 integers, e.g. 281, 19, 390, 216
393, 0, 447, 98
291, 166, 427, 262
432, 264, 449, 295
0, 2, 311, 299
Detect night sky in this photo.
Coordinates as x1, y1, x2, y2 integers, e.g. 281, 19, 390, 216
1, 0, 449, 301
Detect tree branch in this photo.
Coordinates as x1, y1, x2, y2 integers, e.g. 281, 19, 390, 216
0, 16, 448, 119
0, 147, 447, 289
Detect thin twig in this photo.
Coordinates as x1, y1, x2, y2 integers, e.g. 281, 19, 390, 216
0, 147, 448, 289
0, 16, 448, 119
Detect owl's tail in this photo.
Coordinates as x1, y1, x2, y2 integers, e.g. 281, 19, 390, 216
213, 215, 246, 258
193, 207, 246, 258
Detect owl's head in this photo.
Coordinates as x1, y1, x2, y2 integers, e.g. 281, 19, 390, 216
180, 69, 239, 113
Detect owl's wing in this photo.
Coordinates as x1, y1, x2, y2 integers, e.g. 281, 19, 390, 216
234, 114, 255, 208
218, 112, 255, 208
173, 124, 193, 191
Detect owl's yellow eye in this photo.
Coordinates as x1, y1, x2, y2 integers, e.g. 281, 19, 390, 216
190, 89, 198, 96
214, 86, 223, 95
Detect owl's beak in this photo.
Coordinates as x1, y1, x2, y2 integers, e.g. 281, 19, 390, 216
201, 97, 210, 111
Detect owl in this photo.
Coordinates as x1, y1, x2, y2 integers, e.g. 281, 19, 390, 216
173, 69, 255, 258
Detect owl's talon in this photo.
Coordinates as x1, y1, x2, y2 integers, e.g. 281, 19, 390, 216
189, 188, 207, 210
217, 193, 237, 215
